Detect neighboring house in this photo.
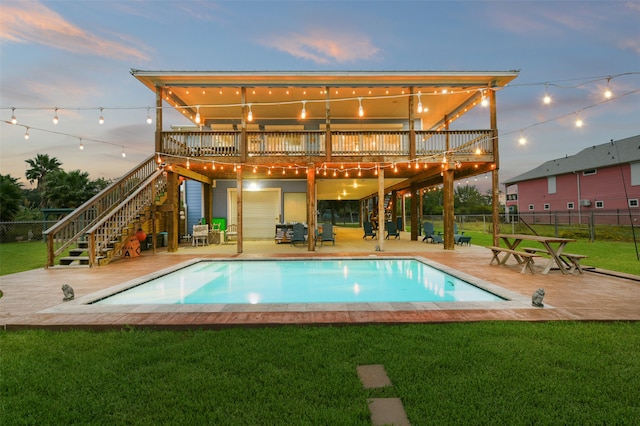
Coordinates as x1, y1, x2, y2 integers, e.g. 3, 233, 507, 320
503, 135, 640, 217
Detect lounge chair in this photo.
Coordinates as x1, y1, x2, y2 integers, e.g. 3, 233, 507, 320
319, 223, 335, 246
385, 221, 400, 239
290, 223, 306, 246
363, 221, 376, 239
422, 222, 442, 243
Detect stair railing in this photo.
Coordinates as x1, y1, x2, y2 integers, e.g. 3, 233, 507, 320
85, 168, 167, 267
44, 156, 160, 267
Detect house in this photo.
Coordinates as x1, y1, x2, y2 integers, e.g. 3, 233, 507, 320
44, 70, 519, 267
503, 135, 640, 221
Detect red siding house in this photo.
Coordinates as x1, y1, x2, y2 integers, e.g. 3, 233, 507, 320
503, 135, 640, 222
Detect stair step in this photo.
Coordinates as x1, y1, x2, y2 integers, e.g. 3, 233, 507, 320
69, 248, 88, 256
76, 241, 89, 249
59, 256, 90, 266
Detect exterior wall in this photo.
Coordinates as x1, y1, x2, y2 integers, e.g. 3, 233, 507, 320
512, 164, 639, 213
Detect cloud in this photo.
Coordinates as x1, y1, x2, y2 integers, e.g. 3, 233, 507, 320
259, 28, 380, 64
0, 0, 151, 62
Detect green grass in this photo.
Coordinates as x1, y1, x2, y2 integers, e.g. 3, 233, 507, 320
0, 241, 47, 275
1, 323, 639, 424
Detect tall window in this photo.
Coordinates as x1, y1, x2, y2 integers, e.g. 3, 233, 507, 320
547, 176, 556, 194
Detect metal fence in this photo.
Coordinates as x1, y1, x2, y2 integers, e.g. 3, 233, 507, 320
0, 221, 58, 244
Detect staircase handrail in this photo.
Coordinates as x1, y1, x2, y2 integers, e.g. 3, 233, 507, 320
44, 155, 160, 267
85, 168, 166, 266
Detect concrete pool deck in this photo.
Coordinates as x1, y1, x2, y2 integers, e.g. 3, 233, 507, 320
1, 227, 639, 330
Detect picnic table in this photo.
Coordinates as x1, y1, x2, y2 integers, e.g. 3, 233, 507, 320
493, 234, 579, 275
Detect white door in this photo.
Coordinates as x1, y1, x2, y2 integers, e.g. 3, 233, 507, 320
228, 188, 281, 239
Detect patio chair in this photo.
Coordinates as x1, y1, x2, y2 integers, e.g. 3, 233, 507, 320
385, 221, 400, 239
363, 221, 377, 239
225, 223, 238, 243
192, 224, 209, 247
319, 223, 335, 246
422, 222, 442, 243
290, 223, 306, 246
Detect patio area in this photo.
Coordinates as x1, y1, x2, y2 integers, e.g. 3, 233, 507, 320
1, 227, 639, 330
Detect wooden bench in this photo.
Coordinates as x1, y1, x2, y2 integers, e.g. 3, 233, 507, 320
523, 247, 588, 274
487, 246, 541, 274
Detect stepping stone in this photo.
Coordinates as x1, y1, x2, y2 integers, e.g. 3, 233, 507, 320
357, 364, 392, 388
367, 398, 411, 426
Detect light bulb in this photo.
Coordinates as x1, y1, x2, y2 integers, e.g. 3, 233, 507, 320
575, 117, 583, 128
247, 104, 253, 122
121, 149, 126, 158
98, 107, 104, 124
417, 93, 423, 113
53, 108, 59, 124
146, 107, 152, 124
358, 98, 364, 117
604, 77, 612, 99
543, 94, 551, 104
195, 106, 201, 124
79, 142, 84, 150
24, 128, 30, 140
11, 108, 16, 124
301, 101, 307, 119
518, 134, 526, 145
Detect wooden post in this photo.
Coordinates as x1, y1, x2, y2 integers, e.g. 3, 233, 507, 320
203, 183, 211, 227
490, 87, 500, 246
443, 120, 455, 250
410, 183, 419, 240
325, 86, 331, 161
236, 167, 243, 253
307, 164, 316, 251
409, 86, 416, 158
167, 171, 179, 252
377, 165, 385, 251
155, 85, 163, 154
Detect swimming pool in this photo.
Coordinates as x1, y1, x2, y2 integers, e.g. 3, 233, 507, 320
93, 258, 504, 305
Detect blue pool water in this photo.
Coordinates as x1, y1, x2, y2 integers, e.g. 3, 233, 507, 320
94, 259, 503, 305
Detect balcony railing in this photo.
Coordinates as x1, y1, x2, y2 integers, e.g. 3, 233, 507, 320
161, 129, 493, 159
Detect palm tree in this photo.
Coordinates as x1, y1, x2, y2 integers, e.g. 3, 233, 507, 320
25, 154, 62, 191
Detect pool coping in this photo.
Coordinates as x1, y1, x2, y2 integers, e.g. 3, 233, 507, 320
39, 255, 539, 315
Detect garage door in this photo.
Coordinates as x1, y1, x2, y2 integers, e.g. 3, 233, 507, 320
228, 189, 280, 240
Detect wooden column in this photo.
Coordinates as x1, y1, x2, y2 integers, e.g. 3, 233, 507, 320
236, 167, 243, 253
167, 171, 179, 252
410, 183, 419, 240
307, 164, 316, 251
409, 86, 416, 159
490, 87, 500, 246
202, 183, 211, 227
377, 166, 385, 251
443, 119, 455, 250
325, 86, 331, 161
241, 87, 247, 163
155, 85, 163, 154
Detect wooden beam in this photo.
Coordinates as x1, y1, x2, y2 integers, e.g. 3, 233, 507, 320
172, 166, 213, 185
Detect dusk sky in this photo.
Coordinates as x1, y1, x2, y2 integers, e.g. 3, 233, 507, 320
1, 0, 639, 191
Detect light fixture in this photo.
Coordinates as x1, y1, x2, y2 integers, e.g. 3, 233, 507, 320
157, 153, 162, 164
98, 107, 104, 124
10, 108, 16, 124
146, 107, 153, 124
518, 131, 527, 145
79, 139, 84, 150
358, 97, 364, 117
53, 108, 59, 124
195, 105, 201, 124
121, 147, 126, 158
301, 101, 307, 119
604, 77, 612, 99
417, 92, 423, 113
247, 104, 253, 122
575, 114, 583, 128
480, 90, 489, 107
24, 127, 30, 140
543, 83, 551, 104
186, 158, 190, 169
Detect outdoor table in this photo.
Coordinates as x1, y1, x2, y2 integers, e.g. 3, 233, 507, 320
497, 234, 576, 275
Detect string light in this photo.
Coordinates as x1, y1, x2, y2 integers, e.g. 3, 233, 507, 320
24, 127, 29, 140
575, 114, 583, 128
11, 108, 16, 124
480, 90, 489, 107
79, 138, 84, 150
358, 97, 364, 117
98, 107, 104, 124
604, 77, 612, 99
52, 108, 59, 125
417, 92, 423, 113
195, 105, 201, 124
301, 101, 307, 119
146, 107, 153, 124
121, 147, 126, 158
518, 131, 527, 145
543, 83, 552, 104
247, 104, 253, 122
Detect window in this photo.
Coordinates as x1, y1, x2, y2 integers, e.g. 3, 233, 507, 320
595, 200, 604, 208
583, 169, 597, 176
632, 163, 640, 186
567, 202, 575, 209
544, 203, 550, 210
629, 199, 639, 208
547, 176, 556, 194
528, 204, 534, 211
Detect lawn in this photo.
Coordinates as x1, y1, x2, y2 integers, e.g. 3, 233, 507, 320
1, 322, 639, 424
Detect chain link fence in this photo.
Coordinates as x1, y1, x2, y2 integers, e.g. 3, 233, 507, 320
0, 221, 58, 243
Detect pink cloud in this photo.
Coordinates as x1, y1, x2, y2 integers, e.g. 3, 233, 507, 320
0, 0, 150, 62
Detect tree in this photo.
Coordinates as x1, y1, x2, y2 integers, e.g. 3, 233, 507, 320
454, 184, 491, 214
41, 170, 102, 208
0, 174, 23, 221
25, 154, 62, 191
